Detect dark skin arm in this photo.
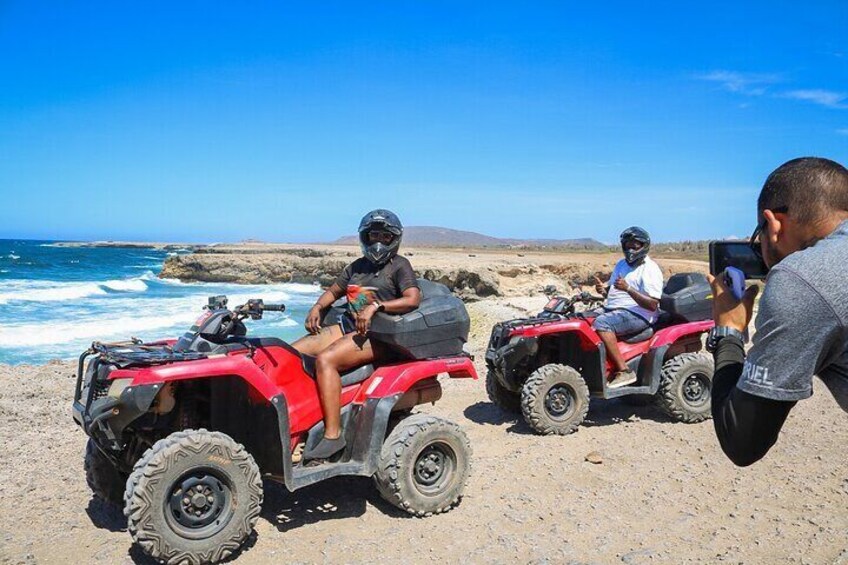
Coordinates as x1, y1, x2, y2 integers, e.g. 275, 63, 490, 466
304, 283, 345, 334
355, 287, 421, 335
593, 275, 609, 298
613, 277, 659, 311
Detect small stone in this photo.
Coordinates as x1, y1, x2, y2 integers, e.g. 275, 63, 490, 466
585, 451, 603, 464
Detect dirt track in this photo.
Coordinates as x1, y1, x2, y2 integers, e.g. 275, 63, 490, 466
0, 298, 846, 564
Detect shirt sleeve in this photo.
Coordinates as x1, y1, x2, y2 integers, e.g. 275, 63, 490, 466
738, 267, 844, 402
393, 257, 419, 293
640, 262, 664, 299
333, 263, 353, 290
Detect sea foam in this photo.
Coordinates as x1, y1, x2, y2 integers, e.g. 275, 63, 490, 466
0, 274, 152, 304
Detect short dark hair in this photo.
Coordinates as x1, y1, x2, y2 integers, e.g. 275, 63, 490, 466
758, 157, 848, 224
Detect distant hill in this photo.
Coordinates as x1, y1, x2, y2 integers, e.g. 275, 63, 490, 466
333, 226, 606, 250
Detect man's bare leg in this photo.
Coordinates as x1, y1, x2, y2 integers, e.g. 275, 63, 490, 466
597, 330, 629, 374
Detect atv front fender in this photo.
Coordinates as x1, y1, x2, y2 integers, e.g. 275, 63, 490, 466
487, 336, 538, 392
76, 382, 161, 452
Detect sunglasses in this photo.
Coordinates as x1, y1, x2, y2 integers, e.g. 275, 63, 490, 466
749, 206, 788, 260
368, 230, 394, 243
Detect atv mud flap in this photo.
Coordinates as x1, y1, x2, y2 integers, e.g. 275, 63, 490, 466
486, 336, 538, 392
270, 392, 402, 492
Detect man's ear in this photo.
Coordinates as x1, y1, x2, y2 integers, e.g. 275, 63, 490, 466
763, 209, 784, 244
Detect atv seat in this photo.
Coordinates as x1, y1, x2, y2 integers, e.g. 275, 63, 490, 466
622, 326, 654, 344
300, 354, 376, 387
619, 311, 674, 344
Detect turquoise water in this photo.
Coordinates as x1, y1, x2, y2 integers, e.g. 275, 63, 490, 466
0, 240, 321, 365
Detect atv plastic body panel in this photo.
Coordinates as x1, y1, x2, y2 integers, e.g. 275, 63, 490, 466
73, 335, 477, 492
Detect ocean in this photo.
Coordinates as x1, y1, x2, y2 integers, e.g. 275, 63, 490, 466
0, 240, 322, 365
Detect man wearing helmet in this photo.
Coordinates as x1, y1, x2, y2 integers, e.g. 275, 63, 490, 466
293, 209, 421, 461
592, 227, 664, 387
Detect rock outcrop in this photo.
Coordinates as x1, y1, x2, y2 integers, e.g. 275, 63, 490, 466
158, 244, 709, 300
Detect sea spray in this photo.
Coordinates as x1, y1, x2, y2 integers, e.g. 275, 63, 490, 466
0, 240, 320, 364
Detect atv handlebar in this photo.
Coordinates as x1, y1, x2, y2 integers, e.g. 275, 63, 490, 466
578, 292, 605, 304
233, 299, 287, 320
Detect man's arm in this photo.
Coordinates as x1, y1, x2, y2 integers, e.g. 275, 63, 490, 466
709, 267, 840, 465
615, 263, 661, 311
624, 287, 659, 311
711, 336, 795, 466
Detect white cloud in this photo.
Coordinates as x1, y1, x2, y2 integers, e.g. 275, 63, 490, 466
696, 71, 848, 110
694, 70, 782, 96
783, 89, 848, 109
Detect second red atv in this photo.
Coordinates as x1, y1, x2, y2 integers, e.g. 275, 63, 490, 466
485, 273, 716, 434
73, 280, 475, 565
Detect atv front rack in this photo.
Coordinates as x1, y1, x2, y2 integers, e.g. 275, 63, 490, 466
74, 341, 209, 404
90, 340, 209, 367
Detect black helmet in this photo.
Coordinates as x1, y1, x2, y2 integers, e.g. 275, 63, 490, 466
620, 226, 651, 266
358, 209, 403, 266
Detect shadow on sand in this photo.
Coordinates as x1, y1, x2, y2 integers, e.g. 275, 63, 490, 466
463, 398, 675, 434
260, 475, 408, 534
85, 497, 126, 532
87, 467, 411, 563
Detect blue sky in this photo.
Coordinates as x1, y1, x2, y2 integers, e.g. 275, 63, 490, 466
0, 2, 846, 243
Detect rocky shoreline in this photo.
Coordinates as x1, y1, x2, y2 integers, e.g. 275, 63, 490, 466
159, 243, 710, 299
52, 241, 204, 251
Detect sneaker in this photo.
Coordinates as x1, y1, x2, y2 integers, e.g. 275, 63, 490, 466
609, 370, 638, 388
303, 435, 346, 464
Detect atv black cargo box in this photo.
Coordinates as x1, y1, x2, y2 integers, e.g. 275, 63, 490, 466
660, 272, 713, 323
369, 279, 470, 359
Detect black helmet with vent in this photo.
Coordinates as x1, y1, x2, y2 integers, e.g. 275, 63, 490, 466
620, 226, 651, 266
358, 209, 403, 266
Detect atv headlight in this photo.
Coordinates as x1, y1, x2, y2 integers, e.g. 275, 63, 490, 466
108, 378, 133, 399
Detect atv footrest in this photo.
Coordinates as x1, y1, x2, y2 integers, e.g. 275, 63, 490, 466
601, 384, 654, 399
289, 460, 373, 490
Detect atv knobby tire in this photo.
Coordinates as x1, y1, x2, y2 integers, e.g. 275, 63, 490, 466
486, 369, 521, 413
124, 429, 263, 565
657, 353, 714, 423
374, 414, 472, 517
85, 439, 128, 506
521, 364, 590, 435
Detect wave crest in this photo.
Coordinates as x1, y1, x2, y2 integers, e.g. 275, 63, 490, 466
0, 274, 153, 304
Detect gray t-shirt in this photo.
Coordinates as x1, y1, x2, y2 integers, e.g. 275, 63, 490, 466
738, 220, 848, 412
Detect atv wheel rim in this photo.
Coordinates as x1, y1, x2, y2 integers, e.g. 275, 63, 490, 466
544, 385, 575, 420
413, 442, 456, 495
682, 372, 710, 407
166, 468, 234, 539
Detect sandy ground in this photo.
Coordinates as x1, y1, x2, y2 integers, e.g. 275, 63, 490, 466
0, 296, 846, 565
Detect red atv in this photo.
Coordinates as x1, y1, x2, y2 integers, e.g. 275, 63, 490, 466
73, 283, 475, 565
485, 273, 715, 434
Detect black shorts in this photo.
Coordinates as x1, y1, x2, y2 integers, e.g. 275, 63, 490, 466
339, 312, 357, 335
